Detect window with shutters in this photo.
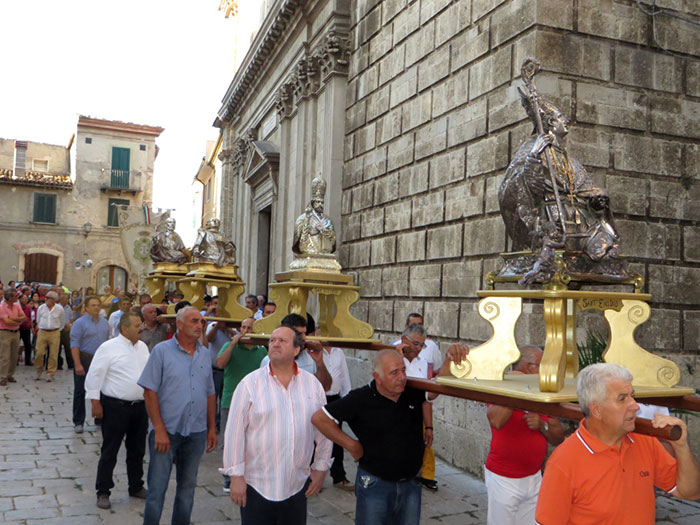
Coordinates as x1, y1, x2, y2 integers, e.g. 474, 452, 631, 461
33, 193, 57, 223
110, 147, 131, 189
107, 198, 130, 227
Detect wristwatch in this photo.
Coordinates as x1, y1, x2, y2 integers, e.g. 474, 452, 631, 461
542, 421, 549, 434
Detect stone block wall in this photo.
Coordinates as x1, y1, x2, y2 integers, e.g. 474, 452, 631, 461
341, 0, 700, 475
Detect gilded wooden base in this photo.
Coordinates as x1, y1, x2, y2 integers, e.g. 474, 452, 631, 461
288, 254, 342, 273
449, 289, 683, 394
253, 270, 374, 342
436, 374, 694, 403
177, 266, 252, 321
145, 262, 189, 304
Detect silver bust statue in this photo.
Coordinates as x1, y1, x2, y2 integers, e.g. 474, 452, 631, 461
292, 176, 337, 257
192, 218, 236, 267
150, 217, 188, 265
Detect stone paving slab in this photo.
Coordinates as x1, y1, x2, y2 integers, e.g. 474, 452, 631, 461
2, 365, 700, 523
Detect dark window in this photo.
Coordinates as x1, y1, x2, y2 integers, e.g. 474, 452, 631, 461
110, 147, 131, 188
139, 144, 146, 151
33, 193, 57, 223
85, 137, 92, 144
107, 198, 130, 227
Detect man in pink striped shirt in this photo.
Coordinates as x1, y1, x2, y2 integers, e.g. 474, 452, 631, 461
221, 325, 332, 524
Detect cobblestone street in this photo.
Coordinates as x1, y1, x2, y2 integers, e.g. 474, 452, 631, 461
1, 365, 700, 524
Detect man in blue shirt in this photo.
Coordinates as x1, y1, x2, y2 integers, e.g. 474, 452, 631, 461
70, 296, 110, 433
139, 306, 217, 525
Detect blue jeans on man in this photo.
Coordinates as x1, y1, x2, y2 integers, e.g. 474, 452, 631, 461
143, 429, 207, 525
354, 466, 421, 525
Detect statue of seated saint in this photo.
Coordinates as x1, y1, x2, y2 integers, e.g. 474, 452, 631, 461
499, 89, 620, 263
150, 217, 188, 265
292, 176, 337, 257
192, 218, 236, 267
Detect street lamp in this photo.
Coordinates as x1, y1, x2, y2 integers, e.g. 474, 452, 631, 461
82, 221, 92, 237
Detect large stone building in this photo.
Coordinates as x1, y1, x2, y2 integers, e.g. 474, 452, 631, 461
0, 116, 163, 292
215, 0, 700, 473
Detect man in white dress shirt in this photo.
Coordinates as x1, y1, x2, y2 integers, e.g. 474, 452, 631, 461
85, 311, 150, 510
222, 326, 332, 524
34, 291, 65, 382
393, 322, 438, 491
108, 296, 132, 339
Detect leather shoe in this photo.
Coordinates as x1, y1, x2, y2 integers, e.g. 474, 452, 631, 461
0, 379, 7, 386
7, 377, 16, 383
418, 477, 438, 491
130, 487, 147, 499
96, 494, 111, 509
333, 479, 355, 491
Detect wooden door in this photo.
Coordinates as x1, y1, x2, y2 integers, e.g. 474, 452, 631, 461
24, 253, 58, 284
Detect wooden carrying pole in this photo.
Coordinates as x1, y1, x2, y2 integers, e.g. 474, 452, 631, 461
407, 378, 683, 441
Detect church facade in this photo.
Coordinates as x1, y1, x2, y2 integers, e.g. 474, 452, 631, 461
215, 0, 700, 472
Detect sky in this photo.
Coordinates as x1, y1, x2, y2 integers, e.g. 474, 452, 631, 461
0, 0, 260, 244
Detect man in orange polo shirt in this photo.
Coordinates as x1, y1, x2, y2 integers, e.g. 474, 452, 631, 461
536, 363, 700, 524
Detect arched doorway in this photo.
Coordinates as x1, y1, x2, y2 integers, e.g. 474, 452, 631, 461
24, 253, 59, 284
96, 265, 128, 293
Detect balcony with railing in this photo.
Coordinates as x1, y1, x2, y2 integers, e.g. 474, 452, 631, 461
100, 168, 143, 194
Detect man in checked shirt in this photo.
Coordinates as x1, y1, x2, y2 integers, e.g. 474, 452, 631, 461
222, 325, 332, 524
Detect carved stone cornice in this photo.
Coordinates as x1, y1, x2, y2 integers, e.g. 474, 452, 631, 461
273, 28, 350, 121
317, 29, 351, 81
275, 82, 294, 119
218, 148, 234, 165
232, 129, 258, 173
217, 0, 303, 125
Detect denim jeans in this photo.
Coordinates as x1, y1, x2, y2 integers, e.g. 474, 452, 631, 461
354, 467, 421, 525
143, 430, 207, 525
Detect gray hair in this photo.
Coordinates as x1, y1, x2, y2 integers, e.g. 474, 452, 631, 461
118, 311, 141, 332
3, 288, 17, 300
577, 363, 633, 417
141, 303, 156, 316
175, 305, 199, 324
402, 323, 426, 338
373, 349, 402, 378
46, 291, 59, 300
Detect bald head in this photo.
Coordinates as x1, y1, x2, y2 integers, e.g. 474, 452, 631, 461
373, 349, 403, 378
513, 346, 543, 374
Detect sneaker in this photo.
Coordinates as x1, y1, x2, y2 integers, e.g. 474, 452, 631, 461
7, 377, 16, 383
74, 424, 84, 434
129, 487, 147, 499
46, 376, 53, 382
333, 479, 355, 491
35, 371, 42, 381
96, 494, 111, 509
418, 477, 438, 491
223, 477, 231, 493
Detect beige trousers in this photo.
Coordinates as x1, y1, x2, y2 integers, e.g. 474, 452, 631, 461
34, 329, 61, 376
0, 330, 20, 380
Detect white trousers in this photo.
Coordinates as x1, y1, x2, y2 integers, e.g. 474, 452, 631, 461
484, 465, 542, 525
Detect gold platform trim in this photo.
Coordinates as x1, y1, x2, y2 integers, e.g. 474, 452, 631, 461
451, 289, 681, 394
253, 269, 374, 341
437, 374, 694, 403
177, 264, 252, 321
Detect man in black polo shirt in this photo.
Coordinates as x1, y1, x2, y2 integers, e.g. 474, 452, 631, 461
312, 346, 468, 524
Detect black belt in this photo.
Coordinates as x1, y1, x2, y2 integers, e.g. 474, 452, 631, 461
213, 367, 224, 372
101, 394, 144, 406
40, 328, 59, 332
0, 328, 18, 332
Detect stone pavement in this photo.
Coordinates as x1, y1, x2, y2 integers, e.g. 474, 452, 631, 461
2, 365, 700, 524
